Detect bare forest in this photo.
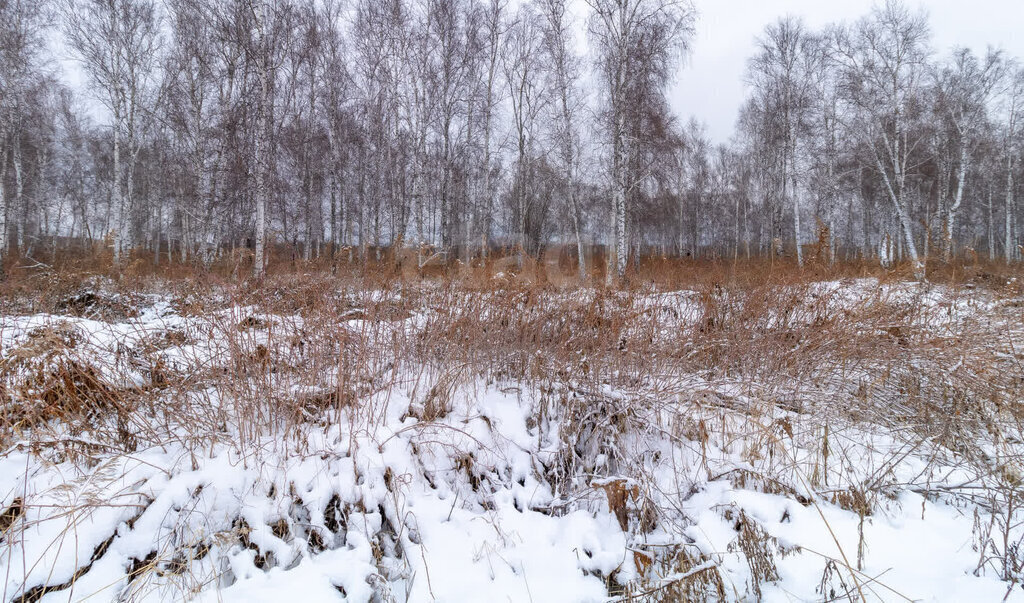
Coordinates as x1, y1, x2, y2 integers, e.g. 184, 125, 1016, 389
3, 0, 1024, 601
0, 0, 1019, 276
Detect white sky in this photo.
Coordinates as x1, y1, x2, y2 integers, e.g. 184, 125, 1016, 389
673, 0, 1024, 143
56, 0, 1024, 141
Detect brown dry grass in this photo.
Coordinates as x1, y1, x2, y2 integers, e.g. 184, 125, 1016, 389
2, 252, 1024, 599
3, 253, 1022, 476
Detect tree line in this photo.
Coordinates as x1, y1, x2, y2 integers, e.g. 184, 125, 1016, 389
0, 0, 1022, 279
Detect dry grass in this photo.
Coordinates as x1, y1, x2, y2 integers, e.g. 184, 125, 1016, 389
1, 254, 1023, 600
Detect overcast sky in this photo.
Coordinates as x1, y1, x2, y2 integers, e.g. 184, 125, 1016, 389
57, 0, 1024, 141
673, 0, 1024, 143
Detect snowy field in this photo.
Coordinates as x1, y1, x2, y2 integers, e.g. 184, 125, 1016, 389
2, 276, 1024, 601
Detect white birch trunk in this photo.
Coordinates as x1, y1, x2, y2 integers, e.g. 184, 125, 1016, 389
0, 135, 8, 267
1007, 156, 1015, 264
873, 144, 922, 275
944, 144, 968, 261
613, 116, 628, 280
611, 61, 628, 282
12, 133, 24, 252
113, 110, 123, 263
791, 149, 802, 267
252, 0, 270, 279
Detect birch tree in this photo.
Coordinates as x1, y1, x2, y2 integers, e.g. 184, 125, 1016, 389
62, 0, 161, 264
832, 0, 931, 276
1, 0, 52, 269
475, 0, 506, 256
747, 17, 825, 267
503, 5, 546, 256
1000, 65, 1024, 263
539, 0, 586, 279
250, 0, 272, 277
585, 0, 694, 280
164, 0, 220, 263
246, 0, 295, 277
315, 0, 352, 254
932, 47, 1005, 260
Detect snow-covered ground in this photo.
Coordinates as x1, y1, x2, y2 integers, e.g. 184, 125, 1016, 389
1, 277, 1022, 601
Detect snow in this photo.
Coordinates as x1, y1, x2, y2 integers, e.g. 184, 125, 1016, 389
1, 278, 1023, 601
